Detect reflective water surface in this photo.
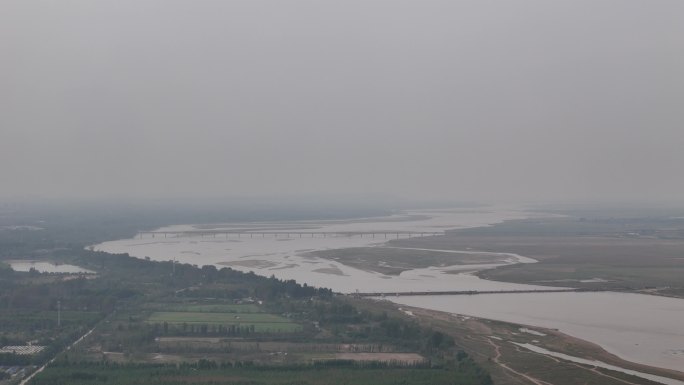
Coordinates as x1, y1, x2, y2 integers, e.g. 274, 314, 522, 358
9, 261, 94, 274
94, 208, 684, 374
393, 292, 684, 374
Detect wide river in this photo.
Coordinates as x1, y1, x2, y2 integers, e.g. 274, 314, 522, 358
94, 207, 684, 377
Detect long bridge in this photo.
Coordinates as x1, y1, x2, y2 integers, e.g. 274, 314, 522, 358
137, 231, 445, 239
351, 288, 604, 297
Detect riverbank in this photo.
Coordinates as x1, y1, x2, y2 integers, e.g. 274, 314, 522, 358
93, 208, 684, 374
389, 216, 684, 299
353, 299, 684, 385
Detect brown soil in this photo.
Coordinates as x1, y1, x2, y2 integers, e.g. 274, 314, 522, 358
333, 352, 424, 364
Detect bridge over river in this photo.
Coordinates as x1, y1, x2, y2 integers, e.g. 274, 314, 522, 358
138, 230, 445, 239
351, 288, 610, 297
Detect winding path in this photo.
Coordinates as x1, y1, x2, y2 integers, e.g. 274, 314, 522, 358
485, 337, 553, 385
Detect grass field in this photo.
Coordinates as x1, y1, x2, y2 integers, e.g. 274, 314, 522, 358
147, 312, 301, 332
155, 304, 263, 313
0, 310, 101, 333
32, 364, 489, 385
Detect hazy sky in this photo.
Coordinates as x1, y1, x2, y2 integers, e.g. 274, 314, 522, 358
2, 0, 683, 204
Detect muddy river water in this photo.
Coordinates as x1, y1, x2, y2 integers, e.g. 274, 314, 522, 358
93, 208, 684, 378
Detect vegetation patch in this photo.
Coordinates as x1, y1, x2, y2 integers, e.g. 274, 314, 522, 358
392, 215, 684, 296
33, 361, 492, 385
152, 303, 263, 313
147, 312, 301, 333
308, 247, 505, 275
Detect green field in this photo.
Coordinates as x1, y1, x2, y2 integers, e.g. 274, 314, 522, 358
32, 364, 491, 385
147, 311, 301, 332
0, 310, 101, 332
148, 303, 264, 313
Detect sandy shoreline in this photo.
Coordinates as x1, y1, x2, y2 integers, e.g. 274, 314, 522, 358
93, 208, 684, 375
405, 305, 684, 384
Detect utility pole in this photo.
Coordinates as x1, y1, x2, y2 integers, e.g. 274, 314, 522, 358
57, 300, 61, 327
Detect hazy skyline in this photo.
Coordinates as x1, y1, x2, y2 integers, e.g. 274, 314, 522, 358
2, 0, 683, 204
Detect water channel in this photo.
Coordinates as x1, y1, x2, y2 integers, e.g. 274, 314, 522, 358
93, 207, 684, 378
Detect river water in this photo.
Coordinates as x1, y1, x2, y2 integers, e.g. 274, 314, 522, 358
8, 260, 95, 274
93, 207, 684, 377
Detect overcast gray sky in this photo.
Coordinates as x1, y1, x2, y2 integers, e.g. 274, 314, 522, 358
1, 0, 683, 204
